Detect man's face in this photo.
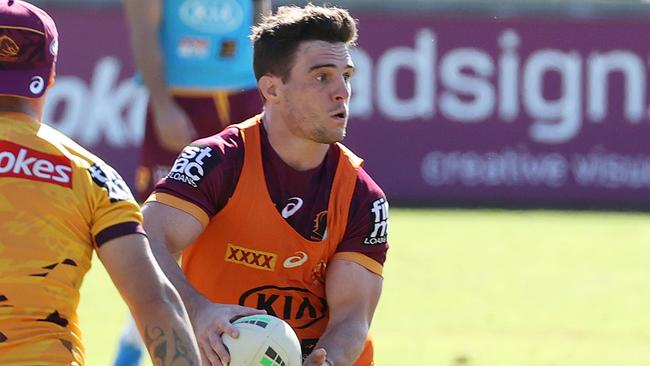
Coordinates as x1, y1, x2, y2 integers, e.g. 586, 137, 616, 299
278, 40, 355, 144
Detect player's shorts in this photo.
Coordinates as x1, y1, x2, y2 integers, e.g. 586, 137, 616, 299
135, 88, 261, 201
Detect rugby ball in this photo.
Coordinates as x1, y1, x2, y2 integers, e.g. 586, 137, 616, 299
222, 314, 302, 366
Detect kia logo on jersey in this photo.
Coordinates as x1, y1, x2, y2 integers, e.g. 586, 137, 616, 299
179, 0, 245, 34
167, 144, 219, 187
0, 140, 72, 188
239, 285, 328, 330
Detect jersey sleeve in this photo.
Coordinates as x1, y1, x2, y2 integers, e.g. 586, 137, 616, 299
333, 168, 389, 276
84, 161, 145, 247
147, 127, 244, 228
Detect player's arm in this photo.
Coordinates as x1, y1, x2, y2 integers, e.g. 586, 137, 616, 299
123, 0, 195, 151
122, 0, 167, 107
97, 232, 201, 365
304, 260, 383, 366
305, 176, 388, 365
142, 202, 265, 366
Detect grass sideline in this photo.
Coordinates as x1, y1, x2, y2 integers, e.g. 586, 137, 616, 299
79, 208, 650, 365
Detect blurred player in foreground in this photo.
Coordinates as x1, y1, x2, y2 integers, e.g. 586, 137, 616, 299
143, 4, 389, 365
0, 1, 203, 364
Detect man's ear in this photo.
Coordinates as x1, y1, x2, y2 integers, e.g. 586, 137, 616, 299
258, 74, 281, 103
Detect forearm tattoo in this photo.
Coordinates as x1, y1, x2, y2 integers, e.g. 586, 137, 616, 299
144, 325, 196, 366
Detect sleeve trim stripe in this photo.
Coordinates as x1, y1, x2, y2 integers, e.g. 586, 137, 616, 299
332, 252, 383, 277
95, 222, 146, 247
146, 192, 210, 228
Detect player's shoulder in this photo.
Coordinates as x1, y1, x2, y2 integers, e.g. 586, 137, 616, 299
1, 121, 135, 203
38, 123, 105, 168
30, 123, 126, 187
178, 127, 244, 164
354, 167, 387, 202
332, 142, 386, 203
40, 124, 136, 201
165, 127, 244, 188
211, 126, 244, 153
341, 166, 390, 254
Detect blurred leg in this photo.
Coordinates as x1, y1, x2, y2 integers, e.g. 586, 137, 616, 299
113, 315, 143, 366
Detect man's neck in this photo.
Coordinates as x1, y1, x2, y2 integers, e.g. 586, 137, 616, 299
0, 97, 40, 119
261, 111, 329, 171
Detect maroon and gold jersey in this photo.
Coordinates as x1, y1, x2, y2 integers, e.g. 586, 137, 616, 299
0, 112, 144, 365
149, 115, 389, 363
152, 118, 389, 271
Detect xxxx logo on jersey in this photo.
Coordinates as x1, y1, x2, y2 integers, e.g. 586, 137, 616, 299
225, 243, 277, 271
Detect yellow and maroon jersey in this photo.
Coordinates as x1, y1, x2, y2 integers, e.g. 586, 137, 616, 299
0, 112, 144, 365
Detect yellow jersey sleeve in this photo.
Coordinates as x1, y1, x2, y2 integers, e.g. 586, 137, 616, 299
83, 162, 145, 246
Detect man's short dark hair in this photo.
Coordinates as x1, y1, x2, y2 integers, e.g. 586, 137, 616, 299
250, 4, 358, 82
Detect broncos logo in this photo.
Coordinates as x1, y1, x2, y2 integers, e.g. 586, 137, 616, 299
0, 35, 19, 59
310, 210, 328, 241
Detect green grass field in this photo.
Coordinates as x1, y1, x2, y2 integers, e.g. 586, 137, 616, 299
79, 208, 650, 365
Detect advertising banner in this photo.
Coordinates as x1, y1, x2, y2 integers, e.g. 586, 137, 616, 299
44, 8, 650, 208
